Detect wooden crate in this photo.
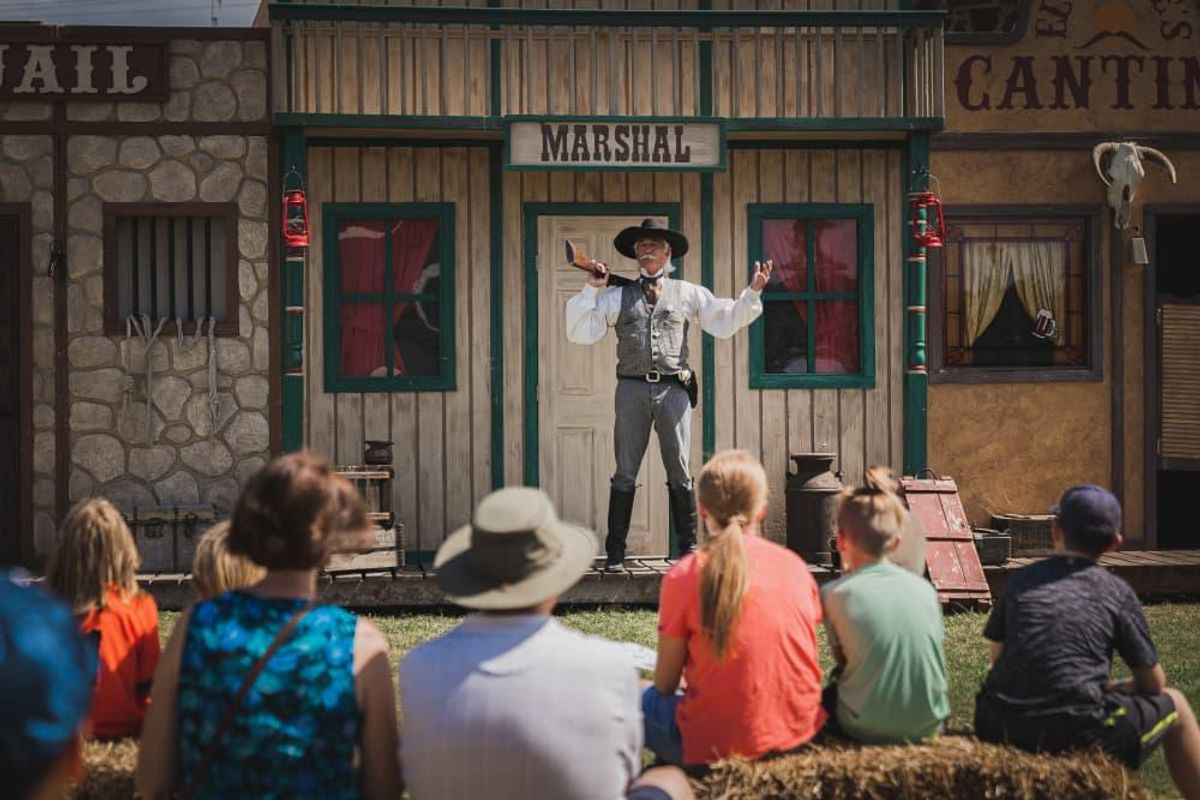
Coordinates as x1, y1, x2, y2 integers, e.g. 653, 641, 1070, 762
126, 504, 217, 573
992, 513, 1055, 556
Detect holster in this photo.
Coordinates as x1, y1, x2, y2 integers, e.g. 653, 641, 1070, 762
682, 370, 698, 408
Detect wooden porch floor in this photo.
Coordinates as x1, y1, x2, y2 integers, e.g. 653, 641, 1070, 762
138, 549, 1200, 611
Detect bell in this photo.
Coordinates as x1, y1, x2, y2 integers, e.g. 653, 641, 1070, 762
283, 188, 310, 249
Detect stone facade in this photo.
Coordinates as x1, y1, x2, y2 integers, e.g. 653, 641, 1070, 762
0, 38, 270, 560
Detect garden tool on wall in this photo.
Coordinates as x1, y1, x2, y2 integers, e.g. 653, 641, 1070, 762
175, 317, 219, 438
127, 314, 166, 443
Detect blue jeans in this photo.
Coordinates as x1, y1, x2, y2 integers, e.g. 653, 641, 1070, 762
642, 686, 685, 767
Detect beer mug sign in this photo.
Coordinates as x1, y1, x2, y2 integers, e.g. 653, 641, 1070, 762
1032, 309, 1058, 340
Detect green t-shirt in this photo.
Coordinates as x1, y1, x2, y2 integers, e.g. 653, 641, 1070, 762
820, 560, 950, 743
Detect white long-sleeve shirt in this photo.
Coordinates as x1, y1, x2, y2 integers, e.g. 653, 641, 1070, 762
564, 279, 763, 345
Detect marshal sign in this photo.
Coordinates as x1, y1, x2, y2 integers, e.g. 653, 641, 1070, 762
0, 42, 166, 101
507, 119, 725, 171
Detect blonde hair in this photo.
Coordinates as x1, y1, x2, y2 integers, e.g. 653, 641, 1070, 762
192, 521, 267, 599
836, 466, 907, 559
46, 498, 140, 615
695, 450, 767, 660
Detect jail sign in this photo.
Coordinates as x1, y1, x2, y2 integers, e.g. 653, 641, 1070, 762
0, 41, 167, 100
506, 118, 725, 171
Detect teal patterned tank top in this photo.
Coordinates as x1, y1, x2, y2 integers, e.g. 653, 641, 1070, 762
177, 591, 361, 799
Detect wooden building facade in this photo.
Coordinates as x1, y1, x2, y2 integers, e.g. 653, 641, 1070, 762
269, 0, 946, 559
926, 0, 1200, 548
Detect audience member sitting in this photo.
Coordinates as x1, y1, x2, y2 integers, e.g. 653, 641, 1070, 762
644, 450, 825, 768
821, 467, 950, 743
399, 486, 694, 800
46, 498, 160, 739
0, 571, 96, 800
861, 466, 927, 576
975, 485, 1200, 800
191, 521, 266, 600
135, 451, 401, 800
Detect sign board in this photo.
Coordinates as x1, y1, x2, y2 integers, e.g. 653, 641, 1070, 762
506, 117, 725, 171
0, 42, 167, 101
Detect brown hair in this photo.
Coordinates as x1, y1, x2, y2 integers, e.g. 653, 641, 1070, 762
46, 498, 141, 615
695, 450, 767, 660
837, 465, 907, 559
192, 521, 267, 599
227, 451, 370, 570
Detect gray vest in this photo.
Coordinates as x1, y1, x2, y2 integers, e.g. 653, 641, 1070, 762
615, 278, 690, 376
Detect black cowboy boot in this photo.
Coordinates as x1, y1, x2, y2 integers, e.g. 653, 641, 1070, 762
605, 488, 636, 571
668, 484, 698, 557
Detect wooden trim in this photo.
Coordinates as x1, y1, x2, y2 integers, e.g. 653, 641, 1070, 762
746, 203, 876, 391
488, 145, 504, 490
1161, 456, 1200, 472
1111, 210, 1123, 514
0, 203, 33, 564
0, 26, 269, 42
0, 122, 272, 136
53, 108, 68, 527
933, 132, 1200, 151
320, 202, 457, 394
100, 202, 241, 337
903, 131, 930, 475
268, 135, 282, 458
927, 204, 1105, 384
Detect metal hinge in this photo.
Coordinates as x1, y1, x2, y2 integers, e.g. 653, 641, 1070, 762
1157, 306, 1163, 326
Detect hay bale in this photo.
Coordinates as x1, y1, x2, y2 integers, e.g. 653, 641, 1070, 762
693, 736, 1144, 800
72, 738, 138, 800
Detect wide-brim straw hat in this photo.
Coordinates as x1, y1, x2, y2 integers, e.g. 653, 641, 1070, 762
614, 217, 689, 259
434, 487, 596, 610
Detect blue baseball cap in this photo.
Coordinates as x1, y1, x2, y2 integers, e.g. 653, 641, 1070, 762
1052, 484, 1122, 537
0, 571, 96, 798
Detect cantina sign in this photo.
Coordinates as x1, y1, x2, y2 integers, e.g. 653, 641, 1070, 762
0, 42, 166, 100
507, 119, 724, 170
952, 0, 1199, 114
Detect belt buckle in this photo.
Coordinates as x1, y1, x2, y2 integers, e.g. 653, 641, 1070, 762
646, 370, 661, 383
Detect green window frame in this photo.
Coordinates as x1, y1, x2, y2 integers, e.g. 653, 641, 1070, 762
323, 202, 456, 393
747, 203, 875, 390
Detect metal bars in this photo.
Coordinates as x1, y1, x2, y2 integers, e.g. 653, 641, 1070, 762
119, 216, 225, 325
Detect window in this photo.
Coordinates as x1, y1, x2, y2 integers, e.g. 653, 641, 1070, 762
915, 0, 1029, 44
931, 209, 1100, 381
323, 203, 455, 392
103, 204, 238, 335
748, 204, 874, 389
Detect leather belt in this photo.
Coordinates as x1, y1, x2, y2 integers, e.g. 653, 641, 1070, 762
618, 370, 690, 384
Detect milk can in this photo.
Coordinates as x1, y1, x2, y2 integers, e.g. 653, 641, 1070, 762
785, 453, 843, 566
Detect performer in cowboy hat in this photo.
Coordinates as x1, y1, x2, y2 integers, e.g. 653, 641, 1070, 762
565, 218, 771, 569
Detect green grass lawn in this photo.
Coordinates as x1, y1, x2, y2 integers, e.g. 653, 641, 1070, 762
159, 602, 1199, 799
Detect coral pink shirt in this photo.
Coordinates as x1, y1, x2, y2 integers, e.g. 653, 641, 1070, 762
659, 535, 826, 764
79, 586, 160, 738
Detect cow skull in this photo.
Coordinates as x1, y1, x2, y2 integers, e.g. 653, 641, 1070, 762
1093, 142, 1178, 230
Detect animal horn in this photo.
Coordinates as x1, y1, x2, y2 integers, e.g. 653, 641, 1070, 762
1092, 142, 1118, 187
1137, 146, 1178, 184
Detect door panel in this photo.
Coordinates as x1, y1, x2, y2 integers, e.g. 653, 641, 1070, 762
537, 215, 670, 556
0, 216, 21, 564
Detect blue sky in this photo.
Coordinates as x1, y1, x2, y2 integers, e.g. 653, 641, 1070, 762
0, 0, 261, 27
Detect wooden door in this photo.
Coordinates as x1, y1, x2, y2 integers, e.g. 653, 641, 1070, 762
537, 215, 670, 556
0, 216, 21, 565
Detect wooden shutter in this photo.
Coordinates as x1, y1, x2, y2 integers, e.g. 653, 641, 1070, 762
1161, 303, 1200, 462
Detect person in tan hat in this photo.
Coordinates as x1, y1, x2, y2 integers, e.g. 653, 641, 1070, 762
566, 218, 771, 569
398, 486, 694, 800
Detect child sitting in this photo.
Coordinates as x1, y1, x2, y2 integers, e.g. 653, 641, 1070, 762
821, 467, 949, 743
975, 485, 1200, 800
45, 498, 161, 739
191, 521, 266, 600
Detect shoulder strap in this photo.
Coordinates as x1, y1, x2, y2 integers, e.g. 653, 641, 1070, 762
181, 598, 322, 799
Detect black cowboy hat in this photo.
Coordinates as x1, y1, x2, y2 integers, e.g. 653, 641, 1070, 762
614, 218, 689, 260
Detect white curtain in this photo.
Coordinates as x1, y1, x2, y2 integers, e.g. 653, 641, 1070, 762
963, 242, 1009, 346
1009, 240, 1066, 345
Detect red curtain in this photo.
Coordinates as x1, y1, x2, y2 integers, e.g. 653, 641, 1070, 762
813, 220, 858, 374
339, 221, 387, 376
762, 220, 807, 319
390, 220, 439, 376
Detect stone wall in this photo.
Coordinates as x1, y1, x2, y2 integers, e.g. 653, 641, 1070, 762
0, 37, 270, 559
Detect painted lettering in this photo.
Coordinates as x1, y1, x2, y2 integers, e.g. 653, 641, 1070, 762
614, 125, 630, 160
592, 125, 611, 160
70, 45, 98, 95
1034, 0, 1072, 37
673, 125, 692, 163
997, 56, 1043, 109
651, 126, 670, 163
15, 45, 63, 94
1152, 56, 1174, 109
955, 55, 992, 110
570, 124, 590, 162
1184, 56, 1200, 108
1049, 55, 1091, 108
541, 124, 568, 162
631, 125, 650, 163
1100, 55, 1144, 109
107, 45, 148, 95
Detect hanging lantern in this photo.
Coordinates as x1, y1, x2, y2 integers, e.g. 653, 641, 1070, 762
283, 166, 310, 249
908, 190, 946, 249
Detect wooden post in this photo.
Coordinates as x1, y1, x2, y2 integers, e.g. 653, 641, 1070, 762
904, 132, 929, 476
281, 127, 307, 453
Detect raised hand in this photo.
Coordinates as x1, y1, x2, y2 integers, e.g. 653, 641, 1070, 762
587, 261, 609, 287
750, 259, 773, 292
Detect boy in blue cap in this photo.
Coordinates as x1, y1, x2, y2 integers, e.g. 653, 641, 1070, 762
975, 486, 1200, 799
0, 571, 97, 799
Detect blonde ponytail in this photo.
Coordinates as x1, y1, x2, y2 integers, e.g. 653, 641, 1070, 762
696, 450, 766, 660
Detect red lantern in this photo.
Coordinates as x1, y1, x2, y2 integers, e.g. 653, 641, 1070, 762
283, 167, 310, 249
908, 190, 945, 248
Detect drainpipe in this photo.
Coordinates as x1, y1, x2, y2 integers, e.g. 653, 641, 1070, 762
903, 132, 930, 476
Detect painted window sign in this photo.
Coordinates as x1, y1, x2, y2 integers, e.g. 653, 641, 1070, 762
940, 217, 1089, 369
0, 43, 166, 100
748, 204, 875, 390
324, 204, 456, 393
507, 119, 724, 171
